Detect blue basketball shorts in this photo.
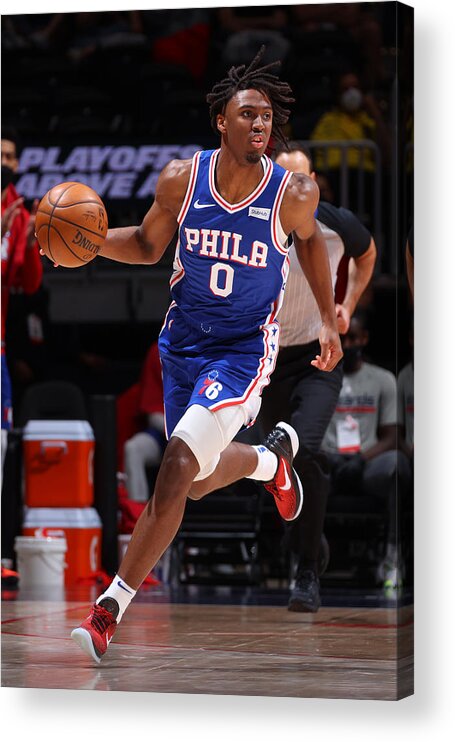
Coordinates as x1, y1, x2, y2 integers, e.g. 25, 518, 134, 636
158, 304, 280, 439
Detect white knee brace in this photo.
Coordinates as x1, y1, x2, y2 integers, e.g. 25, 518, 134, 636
171, 396, 261, 481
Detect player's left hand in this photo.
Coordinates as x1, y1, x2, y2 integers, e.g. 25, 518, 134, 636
335, 303, 351, 334
26, 199, 39, 249
37, 245, 59, 267
311, 323, 343, 372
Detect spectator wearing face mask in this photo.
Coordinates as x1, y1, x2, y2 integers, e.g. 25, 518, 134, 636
321, 309, 412, 596
1, 127, 42, 470
309, 71, 391, 230
311, 71, 391, 172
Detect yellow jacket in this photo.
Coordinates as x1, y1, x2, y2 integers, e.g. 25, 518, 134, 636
311, 109, 377, 170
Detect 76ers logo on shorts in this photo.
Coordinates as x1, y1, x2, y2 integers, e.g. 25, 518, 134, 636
198, 370, 223, 400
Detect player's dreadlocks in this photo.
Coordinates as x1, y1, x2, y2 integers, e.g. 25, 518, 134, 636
206, 46, 295, 147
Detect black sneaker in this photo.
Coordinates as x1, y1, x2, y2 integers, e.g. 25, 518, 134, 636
288, 569, 321, 613
262, 422, 304, 522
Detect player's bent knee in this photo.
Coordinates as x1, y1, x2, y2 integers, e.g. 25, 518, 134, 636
153, 455, 197, 517
187, 466, 220, 499
156, 438, 200, 492
170, 401, 254, 485
170, 399, 260, 500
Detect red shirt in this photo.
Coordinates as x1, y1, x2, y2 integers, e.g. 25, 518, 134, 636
138, 342, 164, 415
1, 184, 43, 351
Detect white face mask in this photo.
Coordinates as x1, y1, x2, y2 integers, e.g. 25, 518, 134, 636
340, 87, 363, 112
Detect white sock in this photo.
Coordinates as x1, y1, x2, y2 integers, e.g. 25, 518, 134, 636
96, 574, 137, 623
246, 445, 278, 482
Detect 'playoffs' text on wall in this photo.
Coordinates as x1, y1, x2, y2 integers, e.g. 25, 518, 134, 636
16, 144, 202, 201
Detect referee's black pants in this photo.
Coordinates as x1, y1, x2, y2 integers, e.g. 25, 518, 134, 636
260, 339, 343, 575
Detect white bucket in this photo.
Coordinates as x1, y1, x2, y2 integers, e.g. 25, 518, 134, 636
14, 536, 67, 587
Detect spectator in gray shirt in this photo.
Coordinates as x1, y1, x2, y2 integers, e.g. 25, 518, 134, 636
322, 309, 412, 595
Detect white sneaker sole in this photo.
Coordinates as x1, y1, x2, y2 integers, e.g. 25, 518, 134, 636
276, 421, 299, 458
71, 627, 101, 664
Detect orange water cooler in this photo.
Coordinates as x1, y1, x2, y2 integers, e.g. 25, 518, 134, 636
23, 420, 95, 507
22, 420, 101, 585
22, 507, 102, 585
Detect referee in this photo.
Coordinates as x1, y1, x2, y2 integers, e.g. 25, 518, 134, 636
261, 142, 377, 612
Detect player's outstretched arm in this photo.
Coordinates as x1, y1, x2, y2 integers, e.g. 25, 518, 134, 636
98, 159, 190, 265
282, 174, 343, 372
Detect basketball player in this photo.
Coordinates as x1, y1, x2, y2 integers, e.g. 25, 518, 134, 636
70, 48, 343, 662
260, 141, 376, 612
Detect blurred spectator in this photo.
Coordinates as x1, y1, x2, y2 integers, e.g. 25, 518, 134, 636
289, 3, 386, 87
66, 11, 147, 64
2, 13, 68, 50
146, 8, 213, 82
216, 6, 291, 69
311, 70, 391, 171
23, 13, 70, 51
138, 7, 211, 42
310, 70, 391, 222
121, 342, 166, 503
5, 286, 50, 416
321, 310, 412, 595
2, 16, 28, 50
1, 127, 42, 469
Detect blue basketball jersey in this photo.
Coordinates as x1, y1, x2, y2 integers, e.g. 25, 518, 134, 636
169, 148, 292, 341
158, 149, 293, 437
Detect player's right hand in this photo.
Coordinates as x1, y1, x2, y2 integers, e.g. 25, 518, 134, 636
311, 322, 343, 372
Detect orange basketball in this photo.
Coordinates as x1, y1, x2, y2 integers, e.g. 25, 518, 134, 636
35, 182, 108, 268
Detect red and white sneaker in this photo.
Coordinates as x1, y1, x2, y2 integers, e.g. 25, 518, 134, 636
262, 422, 304, 522
71, 600, 118, 663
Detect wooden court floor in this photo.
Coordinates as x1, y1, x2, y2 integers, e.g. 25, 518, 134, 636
1, 587, 414, 701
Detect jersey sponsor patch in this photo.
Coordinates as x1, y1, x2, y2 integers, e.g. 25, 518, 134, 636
248, 206, 271, 221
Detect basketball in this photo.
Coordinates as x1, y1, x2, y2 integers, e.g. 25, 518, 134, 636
35, 182, 108, 268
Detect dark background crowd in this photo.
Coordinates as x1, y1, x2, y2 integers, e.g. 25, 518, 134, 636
1, 3, 414, 592
2, 3, 413, 401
